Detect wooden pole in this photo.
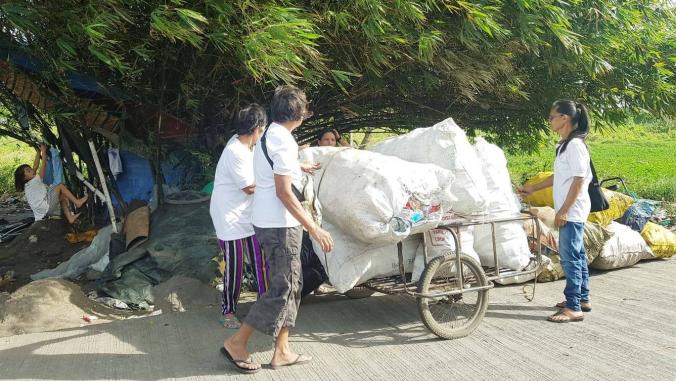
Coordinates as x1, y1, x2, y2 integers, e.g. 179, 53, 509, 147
88, 140, 118, 233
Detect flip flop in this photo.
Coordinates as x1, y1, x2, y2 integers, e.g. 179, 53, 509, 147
219, 315, 241, 329
220, 347, 260, 374
269, 354, 312, 370
554, 301, 592, 312
547, 310, 584, 323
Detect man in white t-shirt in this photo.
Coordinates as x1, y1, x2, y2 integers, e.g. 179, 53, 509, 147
209, 104, 270, 329
221, 86, 333, 374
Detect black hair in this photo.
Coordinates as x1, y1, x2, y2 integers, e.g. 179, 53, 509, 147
270, 85, 311, 123
317, 128, 339, 143
552, 100, 590, 155
14, 164, 30, 192
235, 103, 267, 135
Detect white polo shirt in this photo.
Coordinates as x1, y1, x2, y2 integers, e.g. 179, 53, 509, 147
209, 135, 256, 241
553, 138, 593, 223
252, 123, 302, 228
24, 175, 49, 220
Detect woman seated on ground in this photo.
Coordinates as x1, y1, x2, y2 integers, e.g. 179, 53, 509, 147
317, 128, 350, 147
14, 144, 87, 224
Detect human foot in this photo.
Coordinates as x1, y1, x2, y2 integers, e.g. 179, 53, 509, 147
270, 351, 312, 369
75, 195, 88, 208
66, 212, 81, 224
547, 308, 584, 323
222, 340, 260, 372
220, 314, 241, 329
555, 301, 591, 312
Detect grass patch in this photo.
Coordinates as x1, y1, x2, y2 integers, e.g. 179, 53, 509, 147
0, 138, 34, 196
508, 119, 675, 202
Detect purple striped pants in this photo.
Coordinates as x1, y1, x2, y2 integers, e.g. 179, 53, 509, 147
218, 235, 269, 315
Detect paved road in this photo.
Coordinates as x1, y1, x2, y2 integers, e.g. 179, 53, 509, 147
1, 259, 674, 381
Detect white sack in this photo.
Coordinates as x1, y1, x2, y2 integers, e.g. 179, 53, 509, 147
472, 138, 531, 270
411, 213, 480, 282
370, 117, 489, 215
300, 147, 454, 245
590, 222, 654, 270
311, 221, 420, 293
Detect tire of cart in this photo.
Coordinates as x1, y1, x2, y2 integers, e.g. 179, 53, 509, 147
417, 254, 489, 339
344, 286, 376, 299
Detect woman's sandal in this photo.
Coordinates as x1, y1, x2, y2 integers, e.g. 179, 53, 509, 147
220, 347, 260, 374
547, 310, 584, 323
554, 301, 592, 312
219, 315, 241, 329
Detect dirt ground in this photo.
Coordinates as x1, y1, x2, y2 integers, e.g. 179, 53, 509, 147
0, 217, 89, 293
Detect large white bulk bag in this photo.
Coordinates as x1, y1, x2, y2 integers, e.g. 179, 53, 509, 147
299, 147, 454, 245
590, 222, 654, 270
311, 221, 420, 293
411, 225, 479, 282
472, 138, 532, 270
370, 118, 489, 215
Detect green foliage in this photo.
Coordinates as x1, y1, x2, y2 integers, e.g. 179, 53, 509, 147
0, 0, 673, 149
0, 137, 32, 195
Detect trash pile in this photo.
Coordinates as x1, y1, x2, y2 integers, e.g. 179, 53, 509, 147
303, 117, 674, 291
525, 183, 675, 282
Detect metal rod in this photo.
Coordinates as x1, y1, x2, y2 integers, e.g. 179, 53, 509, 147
414, 284, 494, 299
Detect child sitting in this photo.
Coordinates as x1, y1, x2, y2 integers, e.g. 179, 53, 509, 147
14, 144, 87, 224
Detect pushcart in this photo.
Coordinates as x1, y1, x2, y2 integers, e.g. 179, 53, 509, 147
360, 212, 542, 339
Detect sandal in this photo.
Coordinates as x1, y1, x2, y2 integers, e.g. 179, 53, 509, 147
219, 315, 241, 329
270, 354, 312, 370
547, 309, 584, 323
220, 347, 260, 374
555, 301, 591, 312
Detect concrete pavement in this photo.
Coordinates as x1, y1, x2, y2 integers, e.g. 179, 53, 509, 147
1, 258, 674, 381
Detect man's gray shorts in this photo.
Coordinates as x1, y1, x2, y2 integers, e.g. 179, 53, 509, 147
245, 225, 303, 337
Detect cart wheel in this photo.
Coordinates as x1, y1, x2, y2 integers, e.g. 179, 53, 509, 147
417, 254, 489, 339
344, 286, 376, 299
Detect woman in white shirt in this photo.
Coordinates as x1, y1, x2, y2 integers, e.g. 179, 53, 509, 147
221, 86, 334, 374
209, 104, 268, 329
519, 100, 593, 323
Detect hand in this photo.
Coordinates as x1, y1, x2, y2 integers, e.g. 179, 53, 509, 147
554, 210, 568, 227
333, 129, 349, 145
309, 225, 333, 253
517, 185, 535, 197
301, 162, 321, 174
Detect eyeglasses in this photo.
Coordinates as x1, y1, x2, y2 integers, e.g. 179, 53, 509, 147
548, 113, 564, 122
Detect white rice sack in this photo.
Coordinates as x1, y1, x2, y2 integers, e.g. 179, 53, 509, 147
300, 147, 454, 245
590, 222, 654, 270
311, 221, 420, 293
370, 117, 489, 215
410, 211, 480, 281
472, 138, 531, 270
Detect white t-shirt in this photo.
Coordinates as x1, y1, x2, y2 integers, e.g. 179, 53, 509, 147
252, 123, 302, 228
553, 138, 593, 223
209, 136, 256, 241
24, 175, 49, 220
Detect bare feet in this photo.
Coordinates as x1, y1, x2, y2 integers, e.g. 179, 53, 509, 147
75, 195, 88, 208
548, 308, 584, 323
223, 339, 260, 371
270, 350, 312, 368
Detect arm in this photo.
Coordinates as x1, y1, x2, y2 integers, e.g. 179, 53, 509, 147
554, 177, 586, 227
34, 144, 47, 179
518, 175, 553, 196
274, 174, 333, 252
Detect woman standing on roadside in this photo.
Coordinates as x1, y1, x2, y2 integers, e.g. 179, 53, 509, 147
519, 100, 593, 323
209, 104, 269, 329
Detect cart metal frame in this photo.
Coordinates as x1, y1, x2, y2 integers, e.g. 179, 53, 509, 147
361, 212, 543, 339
